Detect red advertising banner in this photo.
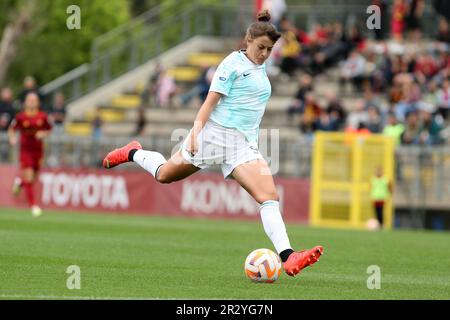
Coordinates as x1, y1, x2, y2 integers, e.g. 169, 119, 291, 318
0, 165, 310, 223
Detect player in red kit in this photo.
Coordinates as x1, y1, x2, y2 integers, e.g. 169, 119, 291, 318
8, 92, 52, 217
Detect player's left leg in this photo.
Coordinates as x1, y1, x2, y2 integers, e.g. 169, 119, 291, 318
20, 166, 41, 216
231, 159, 323, 277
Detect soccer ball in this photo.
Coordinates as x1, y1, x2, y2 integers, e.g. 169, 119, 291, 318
244, 248, 282, 283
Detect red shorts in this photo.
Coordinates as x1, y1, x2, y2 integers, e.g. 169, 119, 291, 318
20, 152, 43, 171
373, 201, 385, 209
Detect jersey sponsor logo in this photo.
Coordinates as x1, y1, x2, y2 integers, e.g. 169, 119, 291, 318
219, 76, 227, 81
243, 72, 251, 77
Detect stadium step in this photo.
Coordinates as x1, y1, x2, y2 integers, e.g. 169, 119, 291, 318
84, 108, 126, 123
111, 95, 141, 109
65, 122, 92, 136
167, 66, 201, 82
187, 52, 226, 67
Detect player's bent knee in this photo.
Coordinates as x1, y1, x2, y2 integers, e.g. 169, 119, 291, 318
155, 170, 173, 184
254, 192, 279, 204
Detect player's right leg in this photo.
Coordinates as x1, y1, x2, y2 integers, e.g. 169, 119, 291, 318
232, 159, 323, 277
103, 141, 200, 183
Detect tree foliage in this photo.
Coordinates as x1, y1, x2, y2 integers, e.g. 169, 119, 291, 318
1, 0, 129, 91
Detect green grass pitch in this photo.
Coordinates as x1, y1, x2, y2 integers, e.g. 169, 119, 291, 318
0, 208, 449, 300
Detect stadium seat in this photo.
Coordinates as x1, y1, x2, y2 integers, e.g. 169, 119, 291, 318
167, 66, 201, 82
187, 53, 226, 67
85, 109, 126, 123
65, 123, 92, 136
111, 95, 141, 108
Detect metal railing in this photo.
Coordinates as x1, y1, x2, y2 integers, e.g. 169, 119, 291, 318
1, 132, 449, 199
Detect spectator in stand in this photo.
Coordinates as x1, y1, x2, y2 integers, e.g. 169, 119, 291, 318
363, 87, 384, 113
339, 49, 367, 92
180, 65, 216, 107
0, 87, 15, 132
437, 78, 450, 119
133, 107, 147, 137
401, 110, 422, 144
423, 80, 440, 111
394, 75, 421, 121
287, 74, 313, 121
346, 99, 369, 130
279, 29, 301, 77
324, 91, 346, 130
436, 50, 450, 74
48, 92, 66, 135
432, 0, 450, 23
91, 107, 103, 140
405, 0, 425, 41
298, 92, 321, 135
156, 69, 177, 108
314, 112, 339, 132
383, 112, 405, 146
419, 106, 444, 145
436, 17, 450, 44
141, 62, 164, 107
18, 76, 43, 104
367, 106, 383, 133
347, 24, 366, 52
389, 73, 405, 106
391, 0, 408, 41
327, 22, 350, 63
0, 87, 15, 161
414, 53, 439, 86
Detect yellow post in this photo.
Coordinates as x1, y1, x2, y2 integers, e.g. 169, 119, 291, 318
310, 133, 324, 226
383, 136, 395, 230
350, 135, 363, 227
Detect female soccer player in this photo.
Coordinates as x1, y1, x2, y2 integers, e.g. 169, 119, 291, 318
103, 11, 323, 277
8, 92, 52, 217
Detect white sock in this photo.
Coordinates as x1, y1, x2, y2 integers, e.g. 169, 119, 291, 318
260, 200, 292, 254
132, 150, 167, 178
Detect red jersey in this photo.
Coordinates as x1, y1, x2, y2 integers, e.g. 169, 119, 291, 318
12, 111, 52, 154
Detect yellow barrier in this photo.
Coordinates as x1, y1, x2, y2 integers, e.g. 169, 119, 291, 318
310, 132, 395, 229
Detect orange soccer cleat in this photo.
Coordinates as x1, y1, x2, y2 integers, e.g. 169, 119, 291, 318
103, 140, 142, 169
283, 246, 324, 277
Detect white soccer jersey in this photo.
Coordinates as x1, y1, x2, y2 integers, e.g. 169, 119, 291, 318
209, 50, 272, 143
